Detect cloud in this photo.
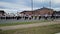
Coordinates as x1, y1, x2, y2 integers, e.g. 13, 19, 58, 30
0, 9, 17, 13
52, 0, 60, 4
0, 1, 32, 10
0, 0, 60, 13
52, 8, 60, 11
34, 0, 60, 4
34, 0, 48, 2
0, 2, 27, 9
0, 1, 33, 13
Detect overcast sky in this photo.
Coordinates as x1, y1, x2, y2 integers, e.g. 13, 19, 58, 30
0, 0, 60, 13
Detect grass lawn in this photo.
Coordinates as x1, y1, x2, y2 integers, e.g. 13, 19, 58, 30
0, 20, 50, 27
0, 24, 60, 34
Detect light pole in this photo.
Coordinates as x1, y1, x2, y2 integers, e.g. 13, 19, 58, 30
49, 0, 51, 9
31, 0, 33, 10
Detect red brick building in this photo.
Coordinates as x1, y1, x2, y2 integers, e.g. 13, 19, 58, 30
20, 7, 54, 16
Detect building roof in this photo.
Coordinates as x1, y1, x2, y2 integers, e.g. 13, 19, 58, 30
34, 7, 53, 11
21, 7, 53, 13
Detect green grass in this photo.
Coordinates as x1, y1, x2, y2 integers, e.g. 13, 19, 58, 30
0, 24, 60, 34
0, 20, 50, 27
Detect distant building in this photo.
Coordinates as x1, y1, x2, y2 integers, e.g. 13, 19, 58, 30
0, 10, 5, 16
20, 11, 33, 16
20, 7, 54, 16
54, 11, 60, 16
55, 11, 60, 15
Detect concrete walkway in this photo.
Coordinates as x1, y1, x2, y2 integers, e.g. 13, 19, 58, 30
0, 21, 60, 31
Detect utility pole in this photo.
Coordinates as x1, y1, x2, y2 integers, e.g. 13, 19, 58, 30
43, 0, 45, 8
49, 0, 51, 9
31, 0, 33, 10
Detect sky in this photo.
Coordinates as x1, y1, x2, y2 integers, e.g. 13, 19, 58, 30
0, 0, 60, 13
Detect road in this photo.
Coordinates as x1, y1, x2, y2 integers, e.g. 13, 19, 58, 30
0, 21, 60, 31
